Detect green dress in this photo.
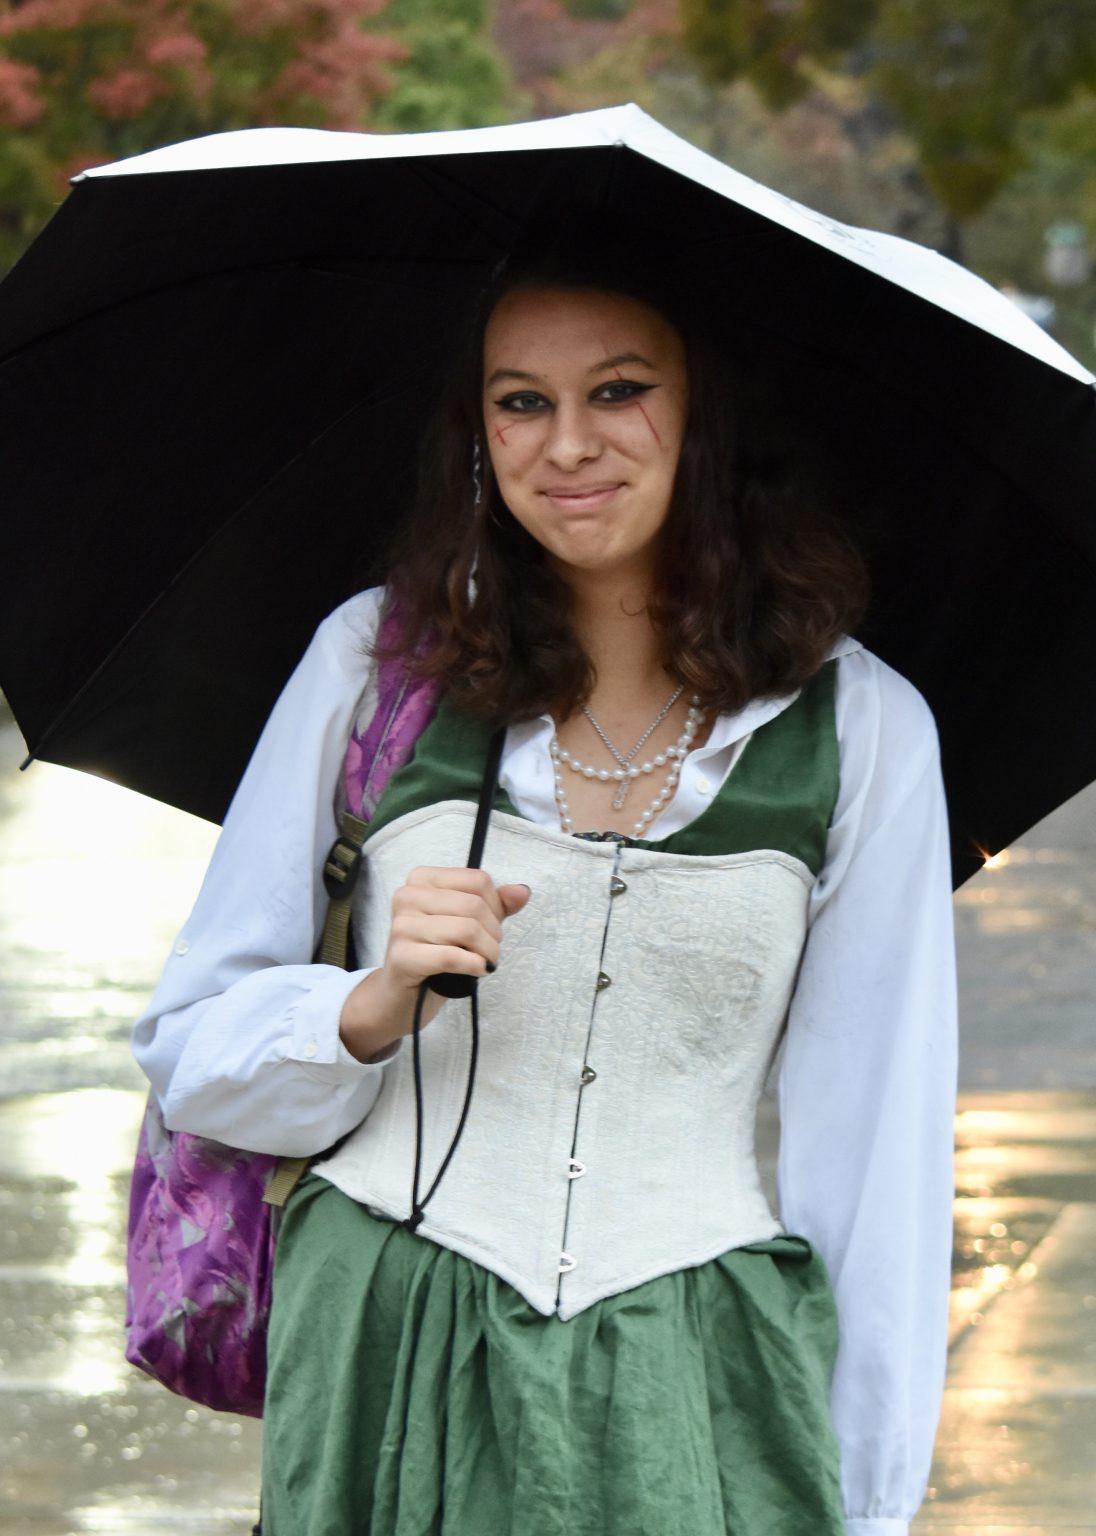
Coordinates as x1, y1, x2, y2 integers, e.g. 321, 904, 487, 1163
260, 665, 849, 1536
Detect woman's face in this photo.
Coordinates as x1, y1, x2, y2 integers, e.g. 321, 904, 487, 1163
481, 284, 688, 584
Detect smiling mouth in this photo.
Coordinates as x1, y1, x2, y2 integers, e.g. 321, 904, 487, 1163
543, 484, 624, 507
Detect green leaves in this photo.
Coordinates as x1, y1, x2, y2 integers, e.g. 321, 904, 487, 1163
678, 0, 1096, 222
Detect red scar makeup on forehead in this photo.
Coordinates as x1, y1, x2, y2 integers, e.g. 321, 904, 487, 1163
602, 336, 663, 449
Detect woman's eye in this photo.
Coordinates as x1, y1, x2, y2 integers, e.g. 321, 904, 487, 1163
495, 392, 543, 412
598, 381, 651, 401
494, 381, 653, 413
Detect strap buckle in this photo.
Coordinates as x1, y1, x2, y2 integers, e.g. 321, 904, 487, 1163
322, 834, 363, 899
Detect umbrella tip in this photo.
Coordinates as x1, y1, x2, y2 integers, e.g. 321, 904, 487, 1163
18, 751, 36, 772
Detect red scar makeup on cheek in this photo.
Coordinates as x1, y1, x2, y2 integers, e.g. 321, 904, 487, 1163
603, 338, 663, 449
634, 398, 662, 448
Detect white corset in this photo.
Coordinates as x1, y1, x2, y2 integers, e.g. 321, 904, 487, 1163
313, 800, 815, 1320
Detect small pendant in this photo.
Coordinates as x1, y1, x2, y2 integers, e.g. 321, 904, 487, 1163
611, 776, 631, 811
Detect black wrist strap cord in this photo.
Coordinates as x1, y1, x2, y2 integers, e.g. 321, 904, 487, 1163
401, 722, 508, 1234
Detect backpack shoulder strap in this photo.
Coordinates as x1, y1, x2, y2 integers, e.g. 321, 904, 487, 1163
316, 810, 370, 967
264, 595, 436, 1211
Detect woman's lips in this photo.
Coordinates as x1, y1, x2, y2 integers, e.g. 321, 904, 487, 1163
543, 483, 624, 509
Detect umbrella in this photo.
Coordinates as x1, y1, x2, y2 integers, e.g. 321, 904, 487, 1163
0, 101, 1093, 887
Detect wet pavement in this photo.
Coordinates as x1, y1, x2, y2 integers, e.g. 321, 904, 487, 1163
918, 1094, 1096, 1532
1, 713, 1095, 1533
0, 1091, 262, 1535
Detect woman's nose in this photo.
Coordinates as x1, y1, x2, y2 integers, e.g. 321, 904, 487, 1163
543, 400, 602, 467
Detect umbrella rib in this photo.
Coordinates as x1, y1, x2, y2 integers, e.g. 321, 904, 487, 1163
408, 145, 644, 247
407, 162, 521, 247
403, 147, 631, 256
18, 365, 429, 774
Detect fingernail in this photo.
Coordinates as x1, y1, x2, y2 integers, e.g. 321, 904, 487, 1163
518, 883, 532, 894
486, 960, 497, 974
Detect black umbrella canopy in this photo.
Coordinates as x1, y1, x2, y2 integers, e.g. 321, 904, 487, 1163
0, 103, 1093, 888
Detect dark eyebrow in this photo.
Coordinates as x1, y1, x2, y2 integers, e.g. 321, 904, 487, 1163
485, 352, 657, 389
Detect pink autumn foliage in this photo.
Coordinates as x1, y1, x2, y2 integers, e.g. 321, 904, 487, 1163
86, 66, 169, 119
267, 29, 409, 127
0, 0, 105, 34
143, 28, 213, 101
144, 30, 208, 68
231, 0, 391, 36
0, 57, 45, 127
1, 0, 403, 132
235, 0, 408, 127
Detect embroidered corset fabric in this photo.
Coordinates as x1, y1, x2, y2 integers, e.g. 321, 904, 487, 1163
316, 659, 840, 1319
312, 802, 817, 1319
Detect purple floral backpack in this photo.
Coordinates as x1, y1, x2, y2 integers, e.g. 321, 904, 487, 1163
123, 598, 442, 1417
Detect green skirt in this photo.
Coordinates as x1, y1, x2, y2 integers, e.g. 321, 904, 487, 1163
261, 1172, 848, 1535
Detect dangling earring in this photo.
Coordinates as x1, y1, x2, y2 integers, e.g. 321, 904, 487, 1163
471, 433, 483, 509
473, 432, 507, 527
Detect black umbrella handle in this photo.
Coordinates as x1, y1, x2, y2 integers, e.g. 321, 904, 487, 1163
425, 721, 508, 999
400, 721, 508, 1236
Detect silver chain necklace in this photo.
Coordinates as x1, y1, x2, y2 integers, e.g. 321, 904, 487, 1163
583, 686, 683, 807
550, 688, 706, 836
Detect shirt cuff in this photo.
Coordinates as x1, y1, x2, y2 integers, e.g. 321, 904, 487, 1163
285, 965, 397, 1070
845, 1519, 909, 1536
339, 1032, 403, 1066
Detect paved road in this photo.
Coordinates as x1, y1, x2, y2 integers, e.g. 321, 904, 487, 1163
953, 786, 1096, 1093
915, 1093, 1096, 1532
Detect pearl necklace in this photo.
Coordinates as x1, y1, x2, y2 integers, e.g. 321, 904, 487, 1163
549, 695, 706, 837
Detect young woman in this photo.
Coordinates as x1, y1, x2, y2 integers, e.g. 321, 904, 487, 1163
132, 215, 958, 1535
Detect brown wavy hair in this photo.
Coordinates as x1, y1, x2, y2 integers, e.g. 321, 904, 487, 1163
368, 207, 870, 726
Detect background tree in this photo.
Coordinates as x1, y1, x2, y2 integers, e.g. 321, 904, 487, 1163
678, 0, 1096, 262
360, 0, 526, 129
0, 0, 411, 271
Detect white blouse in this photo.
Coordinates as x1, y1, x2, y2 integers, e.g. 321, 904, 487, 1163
131, 584, 958, 1536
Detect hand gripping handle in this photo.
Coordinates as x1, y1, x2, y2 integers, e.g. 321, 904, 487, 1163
423, 721, 507, 998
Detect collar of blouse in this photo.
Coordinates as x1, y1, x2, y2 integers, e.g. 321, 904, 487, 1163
505, 633, 863, 775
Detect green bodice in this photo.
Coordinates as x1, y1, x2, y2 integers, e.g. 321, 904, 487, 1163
363, 661, 840, 873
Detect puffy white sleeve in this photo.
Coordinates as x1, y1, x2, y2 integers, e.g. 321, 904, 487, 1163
130, 584, 404, 1159
774, 647, 958, 1536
